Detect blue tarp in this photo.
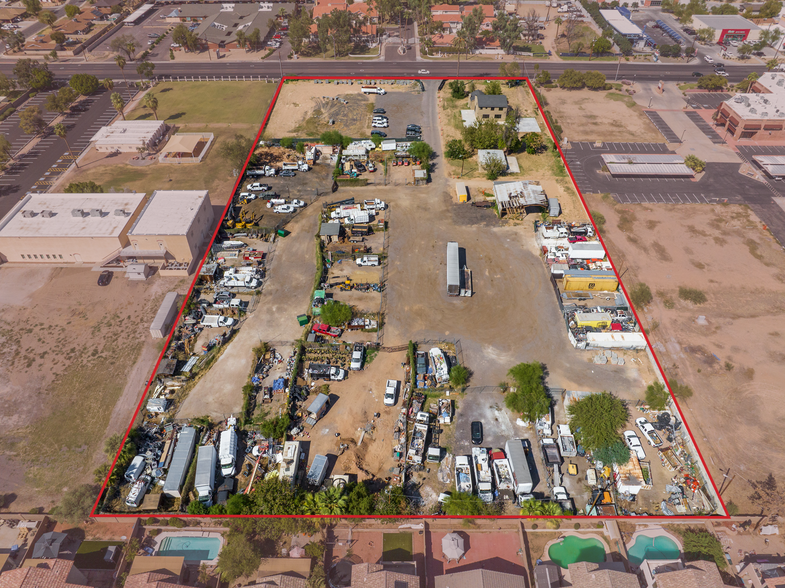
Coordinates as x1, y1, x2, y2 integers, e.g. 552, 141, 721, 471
273, 378, 286, 391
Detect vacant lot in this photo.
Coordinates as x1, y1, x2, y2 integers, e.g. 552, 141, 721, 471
263, 81, 421, 139
585, 195, 785, 513
0, 268, 189, 511
541, 87, 664, 143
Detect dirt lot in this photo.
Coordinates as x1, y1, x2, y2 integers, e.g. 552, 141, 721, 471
585, 195, 785, 513
541, 87, 664, 143
0, 268, 189, 511
263, 81, 421, 139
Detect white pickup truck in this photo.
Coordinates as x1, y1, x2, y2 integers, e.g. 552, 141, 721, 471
356, 255, 379, 266
201, 315, 236, 328
635, 418, 663, 447
384, 379, 399, 406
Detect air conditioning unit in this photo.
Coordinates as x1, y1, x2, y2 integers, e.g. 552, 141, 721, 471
89, 208, 103, 217
41, 210, 54, 218
114, 209, 127, 217
71, 208, 85, 217
21, 210, 36, 218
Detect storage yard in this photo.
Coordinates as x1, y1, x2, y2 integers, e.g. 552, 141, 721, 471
97, 79, 722, 518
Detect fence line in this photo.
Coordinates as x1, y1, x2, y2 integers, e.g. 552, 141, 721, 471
155, 76, 280, 83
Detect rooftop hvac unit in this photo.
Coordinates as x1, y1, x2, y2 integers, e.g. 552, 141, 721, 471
114, 209, 128, 216
778, 78, 785, 86
72, 208, 85, 217
750, 108, 758, 114
89, 208, 103, 217
21, 210, 36, 218
41, 210, 54, 218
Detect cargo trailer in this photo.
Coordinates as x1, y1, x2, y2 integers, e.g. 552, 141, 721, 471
194, 445, 217, 506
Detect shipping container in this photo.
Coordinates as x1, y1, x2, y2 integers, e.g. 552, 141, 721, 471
162, 426, 197, 498
307, 454, 329, 487
447, 241, 460, 296
456, 183, 468, 203
563, 276, 619, 292
150, 292, 179, 339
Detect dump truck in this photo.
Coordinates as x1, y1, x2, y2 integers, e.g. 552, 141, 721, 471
505, 439, 534, 502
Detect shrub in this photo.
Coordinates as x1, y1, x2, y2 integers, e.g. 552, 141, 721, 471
592, 212, 606, 232
726, 501, 739, 515
449, 365, 469, 388
320, 300, 352, 326
678, 287, 707, 305
280, 137, 294, 149
645, 382, 670, 410
629, 282, 653, 308
684, 154, 706, 173
168, 517, 185, 528
669, 380, 693, 400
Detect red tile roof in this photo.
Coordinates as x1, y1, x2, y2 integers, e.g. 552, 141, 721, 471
124, 572, 181, 588
0, 560, 85, 588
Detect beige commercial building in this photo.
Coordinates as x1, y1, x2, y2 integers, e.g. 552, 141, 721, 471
123, 190, 214, 275
90, 120, 167, 152
0, 192, 146, 265
0, 191, 215, 276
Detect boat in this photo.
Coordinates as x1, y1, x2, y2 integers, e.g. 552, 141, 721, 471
455, 455, 473, 494
219, 417, 238, 477
472, 447, 494, 503
429, 347, 449, 386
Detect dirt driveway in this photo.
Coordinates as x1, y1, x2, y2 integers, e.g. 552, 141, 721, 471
585, 195, 785, 513
0, 267, 188, 511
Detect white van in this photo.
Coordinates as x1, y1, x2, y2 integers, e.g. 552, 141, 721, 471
356, 255, 380, 266
361, 86, 386, 95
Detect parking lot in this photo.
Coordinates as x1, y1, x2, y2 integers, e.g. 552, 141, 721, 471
686, 92, 732, 110
684, 111, 725, 144
93, 8, 173, 60
372, 89, 428, 139
643, 111, 682, 143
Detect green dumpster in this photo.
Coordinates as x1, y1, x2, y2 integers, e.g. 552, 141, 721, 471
297, 314, 309, 326
277, 229, 286, 237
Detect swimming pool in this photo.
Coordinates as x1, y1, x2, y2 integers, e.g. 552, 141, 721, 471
548, 536, 607, 569
627, 535, 681, 566
158, 536, 222, 561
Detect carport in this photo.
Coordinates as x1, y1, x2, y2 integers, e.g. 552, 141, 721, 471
601, 154, 694, 177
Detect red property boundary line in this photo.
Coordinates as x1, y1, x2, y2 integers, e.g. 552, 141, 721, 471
92, 76, 727, 521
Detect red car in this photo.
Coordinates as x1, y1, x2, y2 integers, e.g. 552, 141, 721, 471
568, 235, 588, 243
312, 322, 342, 337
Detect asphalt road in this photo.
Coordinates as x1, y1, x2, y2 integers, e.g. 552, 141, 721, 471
0, 84, 130, 219
0, 59, 764, 84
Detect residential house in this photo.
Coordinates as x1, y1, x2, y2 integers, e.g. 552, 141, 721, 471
56, 19, 92, 35
349, 563, 418, 588
308, 0, 378, 44
469, 89, 509, 120
0, 8, 26, 23
434, 569, 526, 588
740, 561, 785, 588
567, 562, 639, 588
0, 560, 89, 588
654, 560, 731, 588
127, 556, 185, 585
93, 0, 123, 8
430, 3, 494, 34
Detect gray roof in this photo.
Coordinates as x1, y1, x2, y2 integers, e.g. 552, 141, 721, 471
692, 14, 760, 30
306, 393, 330, 415
435, 569, 526, 588
533, 564, 560, 588
163, 426, 197, 497
188, 3, 295, 45
470, 90, 509, 109
32, 532, 68, 559
320, 222, 340, 236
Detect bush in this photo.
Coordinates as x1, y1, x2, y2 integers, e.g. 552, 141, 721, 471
592, 212, 606, 232
593, 441, 631, 466
319, 300, 352, 326
336, 177, 368, 186
726, 501, 739, 515
567, 391, 628, 451
629, 282, 653, 308
168, 518, 186, 528
280, 137, 294, 149
258, 414, 290, 440
645, 382, 670, 410
678, 287, 707, 305
684, 154, 706, 173
682, 528, 727, 569
449, 80, 466, 99
483, 153, 507, 180
669, 380, 694, 400
449, 365, 469, 388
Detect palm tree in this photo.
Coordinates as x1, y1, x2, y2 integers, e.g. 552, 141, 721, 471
278, 6, 287, 18
554, 16, 563, 39
519, 498, 546, 516
542, 501, 564, 516
315, 486, 347, 515
111, 92, 126, 121
452, 33, 468, 76
300, 493, 318, 515
421, 37, 433, 56
142, 93, 159, 120
101, 78, 114, 92
53, 122, 78, 168
114, 55, 131, 101
0, 133, 13, 170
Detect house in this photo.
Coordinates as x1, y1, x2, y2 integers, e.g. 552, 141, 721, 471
654, 560, 731, 588
567, 561, 639, 588
0, 8, 26, 23
349, 563, 418, 588
0, 559, 89, 588
93, 0, 123, 9
56, 19, 92, 35
469, 90, 509, 119
430, 3, 495, 33
435, 569, 526, 588
255, 558, 313, 583
127, 557, 185, 586
252, 576, 306, 588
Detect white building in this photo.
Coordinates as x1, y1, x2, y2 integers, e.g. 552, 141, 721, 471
90, 120, 167, 152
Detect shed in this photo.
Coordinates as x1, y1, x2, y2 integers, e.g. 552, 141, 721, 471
307, 454, 329, 486
126, 263, 152, 281
414, 168, 427, 185
455, 182, 468, 203
305, 393, 330, 426
477, 149, 507, 169
446, 241, 460, 296
199, 263, 218, 281
150, 292, 179, 339
380, 139, 397, 151
146, 398, 170, 413
162, 426, 197, 498
568, 242, 605, 260
548, 198, 560, 218
319, 221, 341, 243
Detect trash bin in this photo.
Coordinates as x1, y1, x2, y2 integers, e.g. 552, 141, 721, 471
277, 229, 286, 237
297, 314, 309, 326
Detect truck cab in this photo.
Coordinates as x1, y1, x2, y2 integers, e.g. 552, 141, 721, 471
350, 343, 364, 370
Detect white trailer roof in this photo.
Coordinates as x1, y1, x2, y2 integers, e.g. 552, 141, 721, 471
194, 445, 216, 491
447, 241, 460, 288
162, 427, 196, 497
569, 242, 606, 259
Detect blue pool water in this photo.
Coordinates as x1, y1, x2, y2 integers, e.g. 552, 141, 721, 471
627, 535, 681, 566
158, 536, 221, 561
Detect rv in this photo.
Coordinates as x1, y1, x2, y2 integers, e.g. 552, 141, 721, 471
472, 447, 494, 503
125, 476, 150, 508
557, 424, 577, 458
219, 418, 238, 477
125, 455, 146, 483
504, 439, 534, 502
280, 441, 301, 487
407, 412, 430, 464
455, 455, 474, 494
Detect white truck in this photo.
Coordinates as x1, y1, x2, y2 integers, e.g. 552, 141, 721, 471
384, 379, 398, 406
200, 315, 236, 328
635, 417, 663, 447
220, 418, 238, 477
361, 85, 386, 95
557, 424, 577, 458
455, 455, 474, 494
504, 439, 534, 502
356, 255, 379, 266
492, 454, 515, 500
194, 445, 217, 506
281, 161, 310, 172
362, 198, 387, 211
220, 275, 259, 288
541, 225, 570, 239
472, 447, 494, 503
330, 204, 362, 219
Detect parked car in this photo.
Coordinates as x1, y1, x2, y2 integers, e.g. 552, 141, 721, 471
384, 380, 399, 406
371, 130, 387, 137
471, 421, 483, 445
246, 183, 271, 191
372, 121, 389, 128
355, 162, 366, 173
407, 124, 422, 131
279, 170, 296, 177
291, 199, 306, 208
274, 204, 295, 213
97, 271, 112, 286
703, 55, 713, 63
623, 431, 647, 460
373, 108, 386, 114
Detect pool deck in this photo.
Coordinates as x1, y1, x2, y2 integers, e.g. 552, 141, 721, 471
152, 532, 224, 566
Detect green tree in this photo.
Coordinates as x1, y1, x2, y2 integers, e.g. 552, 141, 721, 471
449, 365, 469, 388
524, 132, 544, 154
65, 180, 104, 193
645, 381, 670, 410
258, 414, 290, 440
320, 130, 345, 145
463, 118, 503, 150
142, 93, 159, 120
50, 30, 66, 46
247, 28, 262, 52
697, 74, 727, 90
218, 133, 253, 172
445, 139, 470, 161
554, 16, 563, 37
767, 58, 780, 71
738, 43, 753, 58
319, 300, 352, 326
629, 282, 653, 308
669, 380, 693, 400
54, 122, 78, 167
69, 73, 99, 95
137, 60, 155, 82
449, 80, 466, 99
535, 70, 551, 85
250, 476, 301, 515
520, 498, 563, 516
18, 105, 47, 135
101, 78, 114, 92
315, 486, 348, 515
558, 68, 585, 89
65, 4, 80, 18
407, 140, 433, 162
591, 36, 612, 56
110, 92, 126, 120
22, 0, 42, 16
344, 482, 374, 514
187, 500, 209, 514
38, 9, 55, 25
711, 2, 738, 13
280, 137, 295, 149
682, 528, 727, 569
483, 153, 506, 180
442, 492, 484, 515
50, 484, 97, 524
747, 473, 784, 516
594, 441, 631, 466
491, 11, 523, 54
0, 73, 15, 95
759, 0, 783, 18
567, 391, 629, 451
216, 533, 265, 581
583, 70, 606, 90
684, 154, 706, 173
484, 80, 502, 95
109, 34, 138, 59
504, 362, 550, 423
288, 9, 312, 54
13, 59, 53, 91
696, 27, 715, 43
374, 485, 410, 516
0, 134, 12, 169
114, 55, 129, 92
104, 433, 123, 458
45, 87, 76, 114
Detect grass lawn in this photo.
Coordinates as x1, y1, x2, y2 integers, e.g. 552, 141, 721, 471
74, 542, 124, 570
604, 91, 637, 108
64, 126, 252, 198
127, 81, 277, 125
382, 533, 413, 562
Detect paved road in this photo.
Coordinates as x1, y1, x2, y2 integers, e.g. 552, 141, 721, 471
0, 84, 130, 219
0, 59, 765, 84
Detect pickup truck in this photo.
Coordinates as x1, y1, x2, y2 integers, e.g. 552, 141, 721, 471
384, 379, 399, 406
308, 362, 346, 381
350, 343, 364, 370
312, 322, 341, 337
624, 430, 647, 460
201, 315, 236, 328
356, 255, 379, 266
635, 417, 663, 447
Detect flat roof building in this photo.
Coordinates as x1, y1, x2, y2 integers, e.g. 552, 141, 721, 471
601, 153, 695, 176
691, 14, 761, 44
600, 8, 643, 38
90, 120, 167, 152
0, 193, 145, 265
717, 86, 785, 140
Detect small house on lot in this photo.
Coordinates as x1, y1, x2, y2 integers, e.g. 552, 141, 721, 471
413, 168, 427, 185
305, 393, 330, 425
319, 221, 341, 244
56, 19, 92, 35
469, 90, 508, 120
146, 398, 170, 413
